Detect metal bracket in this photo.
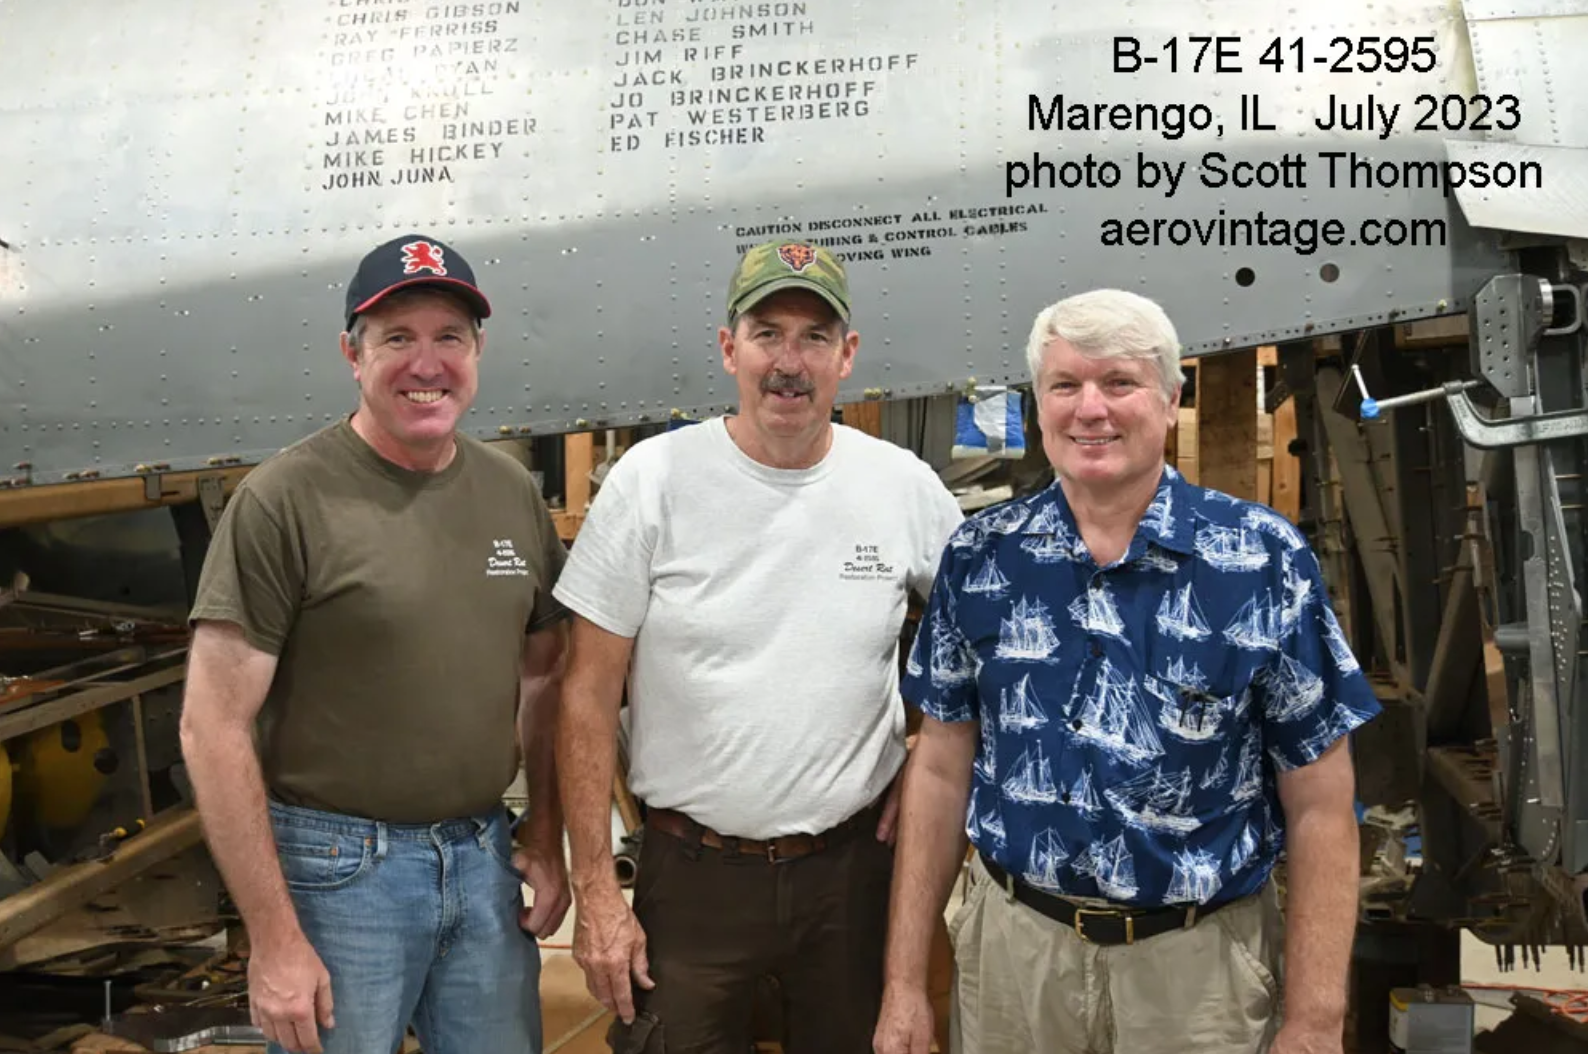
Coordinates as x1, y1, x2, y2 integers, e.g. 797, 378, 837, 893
1445, 385, 1588, 449
151, 1025, 266, 1052
196, 475, 226, 532
1471, 274, 1548, 399
1544, 283, 1584, 337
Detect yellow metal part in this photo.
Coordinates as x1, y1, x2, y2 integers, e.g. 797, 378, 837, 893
14, 711, 111, 831
0, 743, 11, 842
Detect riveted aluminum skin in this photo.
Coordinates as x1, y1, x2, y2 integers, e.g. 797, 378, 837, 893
0, 0, 1517, 483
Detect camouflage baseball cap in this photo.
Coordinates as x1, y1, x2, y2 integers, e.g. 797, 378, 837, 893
726, 240, 850, 323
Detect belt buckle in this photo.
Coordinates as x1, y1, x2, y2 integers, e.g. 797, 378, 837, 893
1073, 907, 1134, 945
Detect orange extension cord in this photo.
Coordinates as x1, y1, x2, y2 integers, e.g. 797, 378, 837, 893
1461, 983, 1588, 1024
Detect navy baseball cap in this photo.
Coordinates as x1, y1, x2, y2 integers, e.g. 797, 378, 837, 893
344, 234, 492, 328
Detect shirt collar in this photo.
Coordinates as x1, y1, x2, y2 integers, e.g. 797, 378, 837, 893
1022, 465, 1196, 558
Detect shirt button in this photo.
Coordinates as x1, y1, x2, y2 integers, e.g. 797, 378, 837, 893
1071, 719, 1083, 731
1062, 791, 1073, 804
1090, 641, 1103, 657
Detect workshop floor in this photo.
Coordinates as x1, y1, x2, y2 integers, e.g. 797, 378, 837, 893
532, 869, 1588, 1052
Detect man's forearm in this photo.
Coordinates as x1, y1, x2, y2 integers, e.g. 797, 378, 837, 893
180, 722, 302, 951
556, 677, 622, 894
1279, 804, 1360, 1029
884, 754, 971, 990
518, 678, 565, 847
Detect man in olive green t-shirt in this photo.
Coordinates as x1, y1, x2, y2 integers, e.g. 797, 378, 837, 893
179, 234, 570, 1054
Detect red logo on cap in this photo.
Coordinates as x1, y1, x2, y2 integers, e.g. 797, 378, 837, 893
400, 241, 448, 276
777, 244, 816, 272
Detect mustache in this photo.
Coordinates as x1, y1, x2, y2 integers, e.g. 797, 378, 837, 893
762, 372, 814, 395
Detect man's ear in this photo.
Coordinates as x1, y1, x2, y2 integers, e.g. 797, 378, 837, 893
340, 331, 360, 372
719, 324, 738, 376
838, 328, 859, 381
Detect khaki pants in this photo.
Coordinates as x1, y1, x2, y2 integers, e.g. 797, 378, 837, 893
948, 855, 1284, 1054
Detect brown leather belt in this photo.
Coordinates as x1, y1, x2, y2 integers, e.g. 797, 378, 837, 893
644, 798, 880, 864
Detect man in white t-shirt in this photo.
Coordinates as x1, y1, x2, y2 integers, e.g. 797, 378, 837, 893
554, 240, 964, 1054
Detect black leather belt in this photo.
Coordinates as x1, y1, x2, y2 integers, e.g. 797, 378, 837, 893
980, 853, 1231, 946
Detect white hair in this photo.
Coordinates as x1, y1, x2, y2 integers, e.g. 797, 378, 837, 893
1024, 289, 1182, 399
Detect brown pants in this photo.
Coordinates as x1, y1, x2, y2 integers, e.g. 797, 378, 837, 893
607, 803, 893, 1054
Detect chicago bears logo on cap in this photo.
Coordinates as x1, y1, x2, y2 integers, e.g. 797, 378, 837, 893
777, 243, 817, 272
401, 240, 448, 276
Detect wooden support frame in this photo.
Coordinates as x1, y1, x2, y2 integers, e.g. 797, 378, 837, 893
1196, 349, 1259, 500
0, 808, 205, 949
0, 662, 187, 743
0, 468, 252, 531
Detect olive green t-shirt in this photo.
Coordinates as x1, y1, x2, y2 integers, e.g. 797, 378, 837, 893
189, 418, 568, 823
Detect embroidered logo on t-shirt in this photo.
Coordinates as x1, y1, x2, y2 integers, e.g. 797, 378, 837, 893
487, 538, 529, 577
840, 543, 895, 582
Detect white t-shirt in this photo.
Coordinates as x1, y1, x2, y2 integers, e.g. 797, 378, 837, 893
552, 417, 964, 839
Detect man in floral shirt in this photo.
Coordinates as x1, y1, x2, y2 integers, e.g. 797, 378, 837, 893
874, 289, 1380, 1054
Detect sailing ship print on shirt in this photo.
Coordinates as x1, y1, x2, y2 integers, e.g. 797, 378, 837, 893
1223, 591, 1284, 651
929, 620, 976, 688
1069, 581, 1128, 639
1199, 749, 1229, 791
950, 519, 989, 551
1136, 547, 1181, 574
1280, 563, 1313, 632
995, 596, 1062, 662
1321, 604, 1360, 673
1020, 505, 1087, 564
1243, 505, 1307, 551
982, 503, 1032, 535
1147, 674, 1225, 742
999, 674, 1050, 733
1155, 582, 1211, 641
1194, 524, 1271, 572
966, 788, 1009, 849
980, 803, 1009, 848
1162, 656, 1209, 691
1067, 767, 1102, 816
1255, 653, 1325, 723
1231, 729, 1263, 802
1026, 502, 1066, 535
1083, 833, 1140, 900
965, 555, 1011, 598
1023, 828, 1069, 892
1166, 847, 1224, 903
1104, 766, 1200, 834
1001, 741, 1059, 804
1142, 486, 1175, 537
1229, 821, 1259, 872
1244, 504, 1308, 552
1074, 659, 1166, 764
975, 709, 998, 782
1292, 702, 1363, 762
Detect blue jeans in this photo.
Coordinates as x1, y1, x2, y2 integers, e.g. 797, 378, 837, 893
266, 798, 542, 1054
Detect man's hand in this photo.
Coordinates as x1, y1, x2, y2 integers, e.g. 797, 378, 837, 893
873, 982, 935, 1054
513, 839, 572, 938
248, 933, 334, 1054
877, 739, 916, 845
876, 770, 904, 845
1270, 1022, 1343, 1054
572, 884, 655, 1023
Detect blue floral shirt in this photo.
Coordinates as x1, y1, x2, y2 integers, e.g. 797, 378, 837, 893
902, 467, 1381, 907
